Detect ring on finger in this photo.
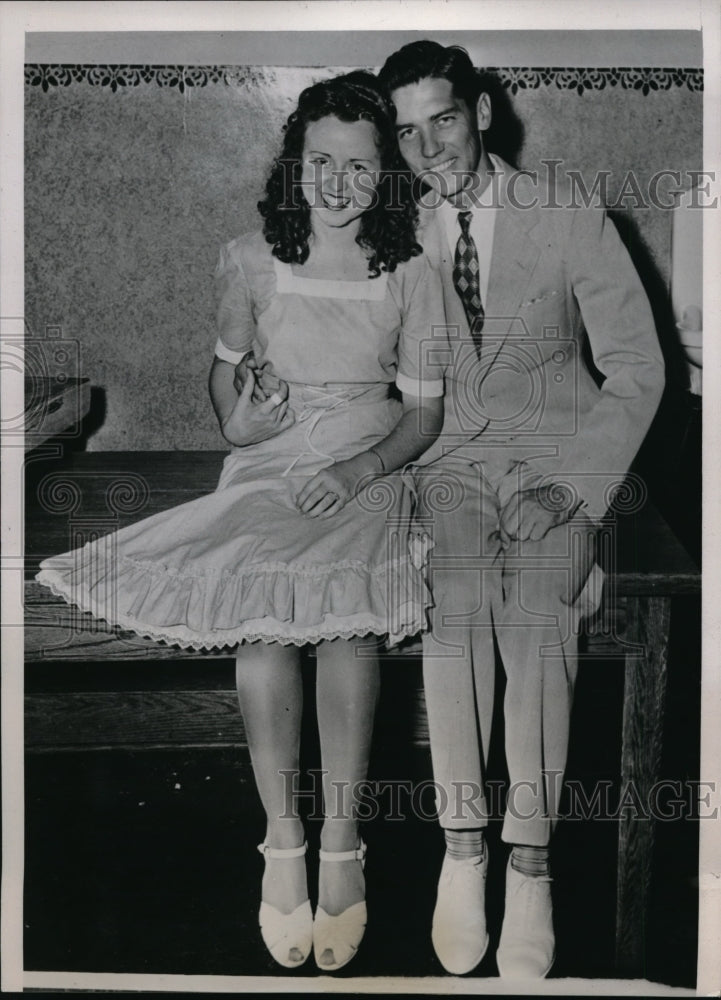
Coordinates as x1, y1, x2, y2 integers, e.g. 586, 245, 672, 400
326, 491, 339, 503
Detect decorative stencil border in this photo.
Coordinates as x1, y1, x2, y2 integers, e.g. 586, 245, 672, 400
25, 64, 703, 96
498, 66, 702, 96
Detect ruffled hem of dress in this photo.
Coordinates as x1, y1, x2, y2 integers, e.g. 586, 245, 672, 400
36, 554, 431, 651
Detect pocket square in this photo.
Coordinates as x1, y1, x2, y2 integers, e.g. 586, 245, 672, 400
521, 289, 560, 308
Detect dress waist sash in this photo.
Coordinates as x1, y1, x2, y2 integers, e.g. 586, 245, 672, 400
281, 382, 392, 476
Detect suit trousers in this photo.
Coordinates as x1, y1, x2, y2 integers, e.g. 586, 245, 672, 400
415, 455, 602, 846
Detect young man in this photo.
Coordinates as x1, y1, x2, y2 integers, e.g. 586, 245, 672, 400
378, 41, 665, 978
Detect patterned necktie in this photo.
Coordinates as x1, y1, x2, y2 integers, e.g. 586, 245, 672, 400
453, 210, 484, 357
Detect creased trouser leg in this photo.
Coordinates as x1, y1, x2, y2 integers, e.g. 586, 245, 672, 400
493, 522, 582, 846
420, 463, 501, 829
422, 602, 497, 829
417, 459, 600, 842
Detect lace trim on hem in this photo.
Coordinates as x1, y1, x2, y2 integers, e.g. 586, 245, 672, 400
36, 572, 428, 651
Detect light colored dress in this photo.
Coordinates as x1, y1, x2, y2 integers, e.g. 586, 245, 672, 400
36, 231, 447, 649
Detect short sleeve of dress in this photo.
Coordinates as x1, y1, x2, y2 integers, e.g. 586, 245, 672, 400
394, 253, 448, 398
214, 241, 255, 364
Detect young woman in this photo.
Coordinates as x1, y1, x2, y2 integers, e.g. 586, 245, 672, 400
37, 72, 446, 971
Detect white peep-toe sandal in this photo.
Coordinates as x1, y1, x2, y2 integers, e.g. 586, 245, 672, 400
257, 842, 313, 968
313, 840, 367, 971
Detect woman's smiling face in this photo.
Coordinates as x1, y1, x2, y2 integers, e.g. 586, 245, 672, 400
300, 115, 382, 229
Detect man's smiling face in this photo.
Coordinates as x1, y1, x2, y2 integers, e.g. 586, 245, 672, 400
390, 76, 490, 206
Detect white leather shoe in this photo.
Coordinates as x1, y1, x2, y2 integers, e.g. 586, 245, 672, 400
496, 856, 555, 979
313, 840, 367, 971
431, 848, 489, 975
257, 842, 313, 968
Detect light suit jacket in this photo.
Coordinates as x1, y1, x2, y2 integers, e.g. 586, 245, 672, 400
414, 156, 665, 521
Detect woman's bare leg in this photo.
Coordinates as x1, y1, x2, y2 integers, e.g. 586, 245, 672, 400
235, 642, 306, 914
315, 636, 380, 916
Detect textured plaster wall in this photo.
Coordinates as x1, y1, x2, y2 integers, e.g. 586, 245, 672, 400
24, 67, 702, 450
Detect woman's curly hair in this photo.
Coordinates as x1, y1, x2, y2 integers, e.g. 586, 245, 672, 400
258, 71, 421, 277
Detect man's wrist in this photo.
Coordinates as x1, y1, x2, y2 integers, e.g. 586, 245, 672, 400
221, 414, 255, 448
221, 424, 246, 447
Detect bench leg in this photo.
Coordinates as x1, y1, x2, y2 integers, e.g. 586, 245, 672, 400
615, 595, 671, 975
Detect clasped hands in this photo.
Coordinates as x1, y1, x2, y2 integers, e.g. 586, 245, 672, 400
221, 355, 295, 447
225, 353, 378, 519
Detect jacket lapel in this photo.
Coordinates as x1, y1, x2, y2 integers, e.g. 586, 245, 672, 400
416, 162, 543, 371
482, 163, 542, 346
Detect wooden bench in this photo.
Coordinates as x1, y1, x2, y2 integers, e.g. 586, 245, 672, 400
23, 449, 700, 977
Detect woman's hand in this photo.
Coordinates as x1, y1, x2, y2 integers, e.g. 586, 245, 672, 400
221, 370, 295, 446
294, 389, 444, 520
295, 454, 377, 519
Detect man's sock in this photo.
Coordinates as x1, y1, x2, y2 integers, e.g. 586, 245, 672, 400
510, 844, 550, 877
445, 828, 485, 861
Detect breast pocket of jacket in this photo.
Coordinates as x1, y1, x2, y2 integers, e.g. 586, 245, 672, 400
517, 288, 565, 340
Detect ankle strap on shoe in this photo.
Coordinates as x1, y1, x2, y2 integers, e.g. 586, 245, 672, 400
257, 841, 308, 859
318, 839, 367, 863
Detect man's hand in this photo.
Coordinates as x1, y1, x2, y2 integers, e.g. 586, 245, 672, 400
496, 487, 598, 608
498, 483, 580, 544
221, 370, 295, 446
295, 454, 377, 519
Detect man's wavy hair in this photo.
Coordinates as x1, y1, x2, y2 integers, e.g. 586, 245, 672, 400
377, 40, 484, 112
258, 71, 420, 277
